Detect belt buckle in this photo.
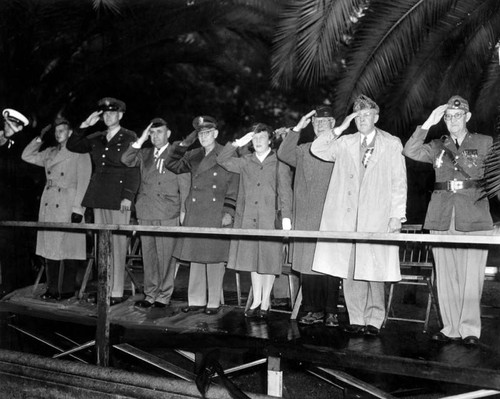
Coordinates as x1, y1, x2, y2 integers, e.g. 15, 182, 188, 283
448, 179, 463, 193
46, 179, 53, 187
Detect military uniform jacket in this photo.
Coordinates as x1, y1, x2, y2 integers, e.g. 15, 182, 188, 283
403, 126, 493, 232
278, 131, 334, 275
121, 144, 190, 221
22, 138, 91, 260
166, 142, 239, 263
67, 127, 140, 210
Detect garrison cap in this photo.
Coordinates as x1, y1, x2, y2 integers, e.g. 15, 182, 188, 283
192, 115, 217, 132
97, 97, 126, 112
315, 105, 334, 118
353, 95, 380, 113
2, 108, 29, 127
446, 95, 469, 112
54, 117, 70, 127
150, 117, 168, 128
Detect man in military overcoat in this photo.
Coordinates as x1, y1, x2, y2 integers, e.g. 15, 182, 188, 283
403, 95, 493, 346
0, 108, 29, 148
122, 118, 190, 309
166, 115, 238, 315
67, 97, 140, 304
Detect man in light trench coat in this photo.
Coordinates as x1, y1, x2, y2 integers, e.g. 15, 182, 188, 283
310, 95, 407, 336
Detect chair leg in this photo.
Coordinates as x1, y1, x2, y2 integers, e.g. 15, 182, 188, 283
423, 280, 433, 333
33, 265, 45, 294
236, 271, 242, 307
78, 258, 94, 299
290, 286, 302, 320
245, 287, 253, 312
288, 273, 300, 310
427, 278, 442, 329
382, 283, 395, 328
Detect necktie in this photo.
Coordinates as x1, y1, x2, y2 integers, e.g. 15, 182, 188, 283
455, 139, 460, 150
154, 149, 164, 173
361, 137, 373, 168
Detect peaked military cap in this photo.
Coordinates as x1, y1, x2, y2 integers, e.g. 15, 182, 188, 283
315, 105, 334, 118
192, 115, 217, 131
446, 95, 469, 112
2, 108, 29, 127
353, 95, 380, 113
150, 117, 168, 128
97, 97, 126, 112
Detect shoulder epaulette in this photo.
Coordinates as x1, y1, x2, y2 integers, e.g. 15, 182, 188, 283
86, 131, 105, 140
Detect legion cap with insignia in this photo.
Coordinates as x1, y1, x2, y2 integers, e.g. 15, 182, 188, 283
150, 117, 168, 128
54, 117, 70, 127
315, 105, 334, 118
446, 95, 469, 112
353, 94, 380, 113
2, 108, 29, 128
192, 115, 217, 131
97, 97, 126, 112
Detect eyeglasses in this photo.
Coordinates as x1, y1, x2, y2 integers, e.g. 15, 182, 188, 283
443, 112, 465, 121
198, 129, 216, 137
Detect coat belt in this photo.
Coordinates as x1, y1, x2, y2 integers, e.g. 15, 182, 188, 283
434, 179, 479, 192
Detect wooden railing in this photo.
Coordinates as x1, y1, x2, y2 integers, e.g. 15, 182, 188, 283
0, 220, 498, 366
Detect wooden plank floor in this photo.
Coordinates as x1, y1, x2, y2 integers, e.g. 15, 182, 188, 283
2, 283, 500, 390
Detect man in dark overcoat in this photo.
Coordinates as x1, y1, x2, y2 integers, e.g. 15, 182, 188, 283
278, 106, 340, 327
166, 116, 238, 314
403, 95, 493, 346
67, 97, 140, 304
121, 118, 190, 309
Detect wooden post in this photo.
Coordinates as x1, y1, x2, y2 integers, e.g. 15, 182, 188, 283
96, 229, 111, 367
267, 355, 282, 397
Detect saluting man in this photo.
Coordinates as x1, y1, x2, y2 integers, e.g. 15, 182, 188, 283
1, 108, 29, 148
121, 118, 190, 309
67, 97, 140, 305
166, 116, 238, 315
403, 95, 493, 346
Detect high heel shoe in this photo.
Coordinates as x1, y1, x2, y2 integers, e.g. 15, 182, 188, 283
244, 306, 260, 318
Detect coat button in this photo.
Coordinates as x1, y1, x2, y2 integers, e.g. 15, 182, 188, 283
253, 218, 257, 222
102, 155, 106, 158
45, 203, 48, 206
102, 163, 105, 166
213, 198, 216, 201
61, 172, 64, 176
119, 180, 123, 183
48, 171, 51, 175
192, 198, 196, 202
257, 183, 260, 186
213, 185, 216, 189
213, 172, 217, 176
454, 167, 458, 171
56, 204, 59, 208
58, 188, 61, 192
260, 166, 263, 170
455, 155, 459, 159
158, 182, 161, 185
105, 147, 109, 151
255, 201, 258, 204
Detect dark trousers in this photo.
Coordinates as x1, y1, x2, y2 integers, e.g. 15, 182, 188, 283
301, 274, 340, 314
46, 259, 85, 296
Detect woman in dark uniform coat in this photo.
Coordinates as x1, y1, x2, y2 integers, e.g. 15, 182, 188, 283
166, 116, 238, 314
217, 123, 293, 318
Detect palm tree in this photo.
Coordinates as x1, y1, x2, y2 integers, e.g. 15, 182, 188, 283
271, 0, 500, 135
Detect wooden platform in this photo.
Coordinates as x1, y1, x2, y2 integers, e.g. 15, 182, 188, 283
2, 284, 500, 392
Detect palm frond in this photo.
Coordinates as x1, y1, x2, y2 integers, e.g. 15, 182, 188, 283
271, 0, 362, 89
334, 0, 457, 117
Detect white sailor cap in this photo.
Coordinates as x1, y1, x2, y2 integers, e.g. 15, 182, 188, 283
2, 108, 29, 129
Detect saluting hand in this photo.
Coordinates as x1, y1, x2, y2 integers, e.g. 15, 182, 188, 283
120, 198, 132, 213
422, 104, 447, 130
40, 123, 52, 140
181, 130, 198, 147
293, 110, 316, 132
233, 131, 254, 148
80, 111, 102, 129
137, 122, 153, 146
333, 112, 358, 136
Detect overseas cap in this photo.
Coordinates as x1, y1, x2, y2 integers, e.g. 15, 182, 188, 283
192, 115, 217, 131
315, 105, 334, 118
2, 108, 29, 127
353, 95, 380, 113
150, 118, 168, 128
97, 97, 126, 112
54, 117, 70, 127
446, 95, 469, 112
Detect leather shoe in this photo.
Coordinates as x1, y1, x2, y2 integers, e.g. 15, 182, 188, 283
153, 302, 167, 308
205, 307, 221, 315
41, 292, 58, 301
244, 306, 260, 318
181, 305, 205, 313
344, 324, 366, 334
134, 300, 153, 308
364, 325, 380, 337
462, 336, 479, 346
110, 297, 125, 306
259, 309, 269, 319
431, 332, 460, 342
